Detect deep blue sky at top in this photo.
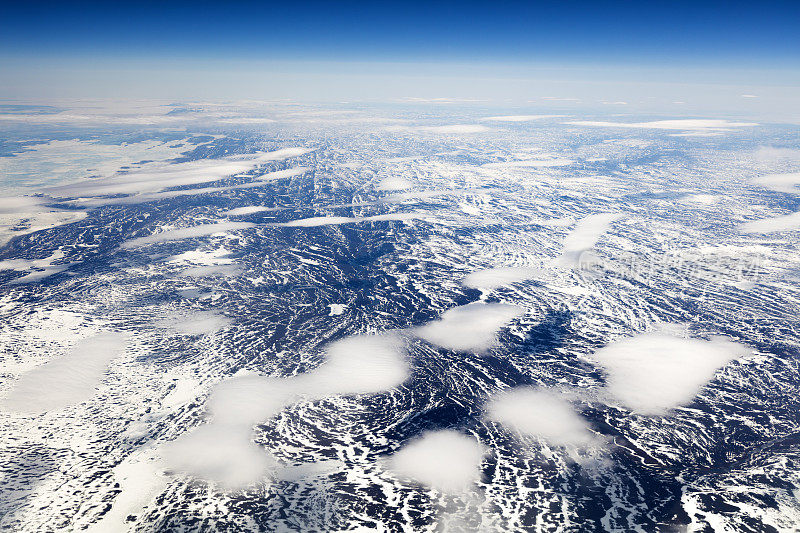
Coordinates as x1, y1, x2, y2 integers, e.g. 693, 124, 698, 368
1, 0, 798, 67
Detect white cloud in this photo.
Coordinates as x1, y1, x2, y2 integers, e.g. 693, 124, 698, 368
253, 167, 310, 181
0, 249, 75, 283
461, 266, 542, 290
162, 334, 409, 487
0, 139, 191, 193
754, 146, 800, 163
486, 388, 600, 448
278, 216, 357, 227
751, 172, 800, 194
480, 115, 567, 122
276, 212, 427, 227
2, 332, 129, 414
161, 424, 276, 489
0, 196, 87, 246
215, 117, 276, 124
381, 189, 465, 203
310, 334, 410, 395
414, 302, 524, 352
121, 222, 255, 248
167, 247, 243, 278
419, 125, 491, 134
155, 311, 233, 336
668, 131, 725, 138
77, 167, 308, 207
738, 211, 800, 233
482, 158, 575, 169
565, 119, 757, 131
45, 148, 310, 200
180, 264, 243, 277
384, 430, 487, 493
0, 196, 46, 214
224, 206, 279, 216
557, 213, 621, 268
328, 303, 347, 316
591, 332, 750, 415
377, 176, 414, 191
562, 213, 621, 253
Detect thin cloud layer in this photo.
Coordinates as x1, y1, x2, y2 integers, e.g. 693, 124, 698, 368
420, 125, 491, 134
276, 212, 426, 227
253, 167, 310, 182
486, 388, 600, 448
224, 206, 280, 216
179, 264, 243, 277
155, 311, 233, 336
481, 115, 566, 122
0, 196, 87, 246
2, 332, 129, 414
414, 302, 524, 352
565, 119, 757, 132
0, 250, 72, 284
738, 211, 800, 233
461, 266, 542, 290
482, 158, 574, 169
77, 167, 307, 207
385, 430, 487, 493
121, 222, 255, 248
591, 333, 750, 415
44, 148, 310, 200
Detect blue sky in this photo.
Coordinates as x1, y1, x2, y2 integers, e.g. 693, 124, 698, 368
0, 1, 798, 104
3, 0, 798, 65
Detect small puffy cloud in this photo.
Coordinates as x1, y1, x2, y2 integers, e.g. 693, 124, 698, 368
161, 424, 276, 489
591, 332, 750, 415
2, 332, 129, 414
562, 213, 621, 253
753, 146, 800, 163
751, 172, 800, 194
486, 388, 600, 449
377, 176, 414, 191
385, 430, 487, 493
311, 334, 410, 396
738, 211, 800, 233
556, 213, 621, 268
414, 302, 524, 352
